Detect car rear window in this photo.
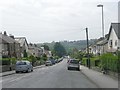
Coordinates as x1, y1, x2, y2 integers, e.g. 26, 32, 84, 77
16, 62, 27, 65
70, 60, 79, 64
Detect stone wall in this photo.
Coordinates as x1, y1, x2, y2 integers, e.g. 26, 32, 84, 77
0, 65, 15, 73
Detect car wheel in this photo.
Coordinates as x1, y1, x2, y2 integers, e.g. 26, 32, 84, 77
16, 71, 19, 73
77, 68, 80, 71
26, 69, 30, 73
68, 67, 70, 70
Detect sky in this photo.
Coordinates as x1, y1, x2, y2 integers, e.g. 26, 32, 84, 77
0, 0, 119, 43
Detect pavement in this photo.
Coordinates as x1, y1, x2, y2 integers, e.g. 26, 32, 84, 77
0, 65, 45, 77
0, 59, 119, 88
80, 65, 118, 88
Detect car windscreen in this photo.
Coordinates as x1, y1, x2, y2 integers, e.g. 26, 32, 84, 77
46, 61, 51, 63
70, 60, 79, 64
16, 62, 27, 65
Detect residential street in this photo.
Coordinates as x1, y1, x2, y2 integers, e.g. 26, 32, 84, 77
1, 59, 98, 88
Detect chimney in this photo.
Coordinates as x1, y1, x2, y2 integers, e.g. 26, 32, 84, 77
4, 31, 7, 36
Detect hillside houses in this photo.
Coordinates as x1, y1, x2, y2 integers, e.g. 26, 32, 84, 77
0, 32, 21, 58
15, 37, 29, 58
84, 23, 120, 55
1, 31, 51, 59
28, 43, 43, 57
41, 47, 52, 58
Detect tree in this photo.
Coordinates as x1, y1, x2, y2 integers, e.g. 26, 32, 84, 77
41, 44, 50, 51
42, 54, 47, 61
23, 50, 28, 58
69, 48, 84, 61
53, 42, 66, 58
28, 55, 36, 66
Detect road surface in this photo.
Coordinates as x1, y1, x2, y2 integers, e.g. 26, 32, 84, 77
2, 59, 98, 88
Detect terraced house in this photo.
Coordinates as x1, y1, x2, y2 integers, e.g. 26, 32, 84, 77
15, 37, 29, 58
28, 43, 43, 57
0, 31, 21, 59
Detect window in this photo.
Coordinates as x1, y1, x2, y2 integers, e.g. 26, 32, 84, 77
109, 40, 112, 48
115, 40, 117, 46
16, 61, 27, 65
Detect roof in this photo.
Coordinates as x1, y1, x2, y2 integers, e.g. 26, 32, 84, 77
108, 23, 120, 40
0, 33, 17, 43
28, 44, 41, 50
96, 38, 108, 46
15, 37, 28, 47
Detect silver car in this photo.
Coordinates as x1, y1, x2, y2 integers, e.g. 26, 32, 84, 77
45, 60, 52, 66
67, 59, 80, 71
15, 60, 33, 73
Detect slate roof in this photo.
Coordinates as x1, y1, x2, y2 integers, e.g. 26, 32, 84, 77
15, 37, 28, 47
0, 33, 17, 43
28, 44, 41, 50
108, 23, 120, 40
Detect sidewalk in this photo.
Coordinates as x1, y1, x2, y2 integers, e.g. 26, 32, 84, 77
0, 65, 45, 77
81, 65, 119, 88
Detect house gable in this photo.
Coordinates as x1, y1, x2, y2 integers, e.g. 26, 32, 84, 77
107, 23, 120, 51
108, 23, 120, 40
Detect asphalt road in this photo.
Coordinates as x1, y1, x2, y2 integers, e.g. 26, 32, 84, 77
1, 59, 98, 88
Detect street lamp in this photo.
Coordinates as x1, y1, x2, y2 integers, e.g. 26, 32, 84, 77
97, 4, 105, 54
97, 4, 104, 38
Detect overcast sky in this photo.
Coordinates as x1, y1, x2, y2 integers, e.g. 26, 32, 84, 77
0, 0, 119, 43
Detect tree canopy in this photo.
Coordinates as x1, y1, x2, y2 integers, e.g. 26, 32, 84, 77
53, 42, 66, 58
41, 44, 50, 51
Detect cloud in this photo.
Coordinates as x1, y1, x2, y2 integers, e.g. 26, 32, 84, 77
0, 0, 118, 43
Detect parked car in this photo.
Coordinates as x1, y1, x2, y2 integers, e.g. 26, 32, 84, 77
15, 60, 33, 73
45, 60, 52, 66
57, 58, 63, 63
55, 59, 58, 63
67, 59, 80, 71
67, 59, 71, 63
49, 59, 56, 65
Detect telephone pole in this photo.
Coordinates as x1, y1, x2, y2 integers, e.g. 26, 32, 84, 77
86, 28, 90, 69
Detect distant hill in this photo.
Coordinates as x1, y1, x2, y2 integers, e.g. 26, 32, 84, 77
37, 39, 97, 53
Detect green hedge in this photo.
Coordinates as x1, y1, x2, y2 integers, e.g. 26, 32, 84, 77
1, 58, 17, 65
82, 57, 100, 67
100, 53, 118, 72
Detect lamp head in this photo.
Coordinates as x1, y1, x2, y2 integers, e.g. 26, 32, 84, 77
97, 4, 103, 7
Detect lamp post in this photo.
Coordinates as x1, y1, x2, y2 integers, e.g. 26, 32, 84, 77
86, 28, 90, 69
97, 4, 105, 53
97, 4, 104, 38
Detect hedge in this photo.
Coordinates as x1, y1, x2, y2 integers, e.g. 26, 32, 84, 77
100, 53, 118, 72
0, 58, 17, 65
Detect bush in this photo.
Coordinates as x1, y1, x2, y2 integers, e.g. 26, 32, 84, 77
1, 58, 17, 65
81, 58, 87, 66
28, 55, 36, 66
82, 56, 100, 67
100, 53, 118, 72
90, 57, 100, 67
1, 58, 10, 65
10, 57, 17, 64
118, 51, 120, 73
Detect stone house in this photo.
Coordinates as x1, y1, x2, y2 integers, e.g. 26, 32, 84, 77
28, 43, 43, 57
15, 37, 29, 58
0, 32, 21, 58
